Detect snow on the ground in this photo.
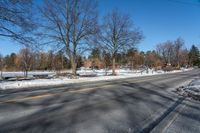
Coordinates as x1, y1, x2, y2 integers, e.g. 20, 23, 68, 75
77, 68, 163, 76
0, 68, 193, 90
1, 71, 56, 78
185, 79, 200, 96
176, 78, 200, 101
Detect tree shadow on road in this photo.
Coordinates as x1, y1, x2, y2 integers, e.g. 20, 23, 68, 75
0, 79, 199, 133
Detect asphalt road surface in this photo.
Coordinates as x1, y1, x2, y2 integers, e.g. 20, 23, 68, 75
0, 69, 200, 133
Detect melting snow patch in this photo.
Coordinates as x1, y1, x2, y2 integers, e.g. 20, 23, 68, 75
176, 79, 200, 101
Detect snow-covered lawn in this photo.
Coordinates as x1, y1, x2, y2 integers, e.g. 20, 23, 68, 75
0, 68, 193, 90
1, 71, 56, 78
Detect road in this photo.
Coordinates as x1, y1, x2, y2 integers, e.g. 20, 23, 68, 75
0, 69, 200, 133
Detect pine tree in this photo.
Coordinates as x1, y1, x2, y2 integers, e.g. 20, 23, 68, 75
188, 45, 200, 66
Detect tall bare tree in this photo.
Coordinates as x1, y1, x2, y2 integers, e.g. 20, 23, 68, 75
165, 41, 174, 65
0, 0, 36, 46
179, 49, 189, 67
174, 38, 184, 68
96, 10, 143, 75
127, 48, 138, 70
19, 48, 33, 77
156, 41, 174, 66
39, 0, 98, 76
156, 38, 185, 67
102, 50, 111, 75
145, 50, 158, 68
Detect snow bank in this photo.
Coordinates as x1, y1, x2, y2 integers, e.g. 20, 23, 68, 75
176, 78, 200, 101
1, 71, 55, 78
185, 80, 200, 99
0, 68, 193, 90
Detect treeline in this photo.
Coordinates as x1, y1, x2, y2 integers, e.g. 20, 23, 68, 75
0, 49, 70, 74
0, 41, 199, 75
88, 40, 200, 70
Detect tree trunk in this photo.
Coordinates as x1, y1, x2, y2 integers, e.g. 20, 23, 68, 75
168, 57, 171, 65
61, 54, 64, 70
24, 70, 28, 78
112, 57, 116, 75
105, 68, 107, 76
71, 58, 77, 76
131, 59, 134, 70
177, 57, 180, 68
26, 70, 28, 78
177, 62, 180, 68
0, 70, 2, 79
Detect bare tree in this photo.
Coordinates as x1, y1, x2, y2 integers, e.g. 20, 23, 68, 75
174, 38, 184, 68
156, 41, 174, 66
19, 48, 33, 77
156, 44, 166, 64
156, 38, 185, 68
145, 50, 158, 68
95, 10, 143, 75
127, 48, 138, 70
165, 41, 174, 65
179, 48, 189, 67
39, 0, 98, 76
0, 0, 36, 46
102, 50, 111, 75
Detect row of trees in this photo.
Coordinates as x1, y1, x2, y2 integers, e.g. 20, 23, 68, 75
156, 39, 200, 68
0, 0, 199, 76
0, 49, 71, 77
88, 43, 200, 70
156, 38, 187, 67
0, 42, 198, 77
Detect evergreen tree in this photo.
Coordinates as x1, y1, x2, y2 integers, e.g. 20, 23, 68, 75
188, 45, 200, 66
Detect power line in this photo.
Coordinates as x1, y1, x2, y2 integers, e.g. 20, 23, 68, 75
167, 0, 200, 6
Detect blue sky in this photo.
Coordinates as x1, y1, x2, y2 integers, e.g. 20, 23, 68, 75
0, 0, 200, 56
